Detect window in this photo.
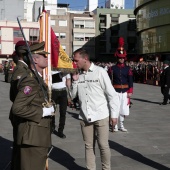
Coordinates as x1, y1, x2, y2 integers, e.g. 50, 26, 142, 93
74, 33, 84, 41
60, 33, 66, 39
59, 20, 67, 26
13, 30, 23, 37
111, 17, 119, 25
85, 20, 95, 29
55, 33, 59, 38
100, 15, 106, 23
85, 33, 95, 41
74, 20, 84, 29
30, 29, 39, 41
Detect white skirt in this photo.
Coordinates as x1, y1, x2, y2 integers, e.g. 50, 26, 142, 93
117, 92, 130, 116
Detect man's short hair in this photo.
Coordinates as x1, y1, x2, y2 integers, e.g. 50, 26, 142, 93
73, 48, 89, 59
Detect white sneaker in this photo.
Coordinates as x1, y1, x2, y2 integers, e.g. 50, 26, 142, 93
119, 127, 128, 132
113, 124, 118, 132
113, 127, 118, 132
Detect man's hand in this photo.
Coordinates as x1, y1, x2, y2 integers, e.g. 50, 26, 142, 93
110, 118, 118, 126
72, 73, 79, 81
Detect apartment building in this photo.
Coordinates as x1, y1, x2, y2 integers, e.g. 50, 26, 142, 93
70, 12, 96, 59
94, 8, 137, 61
0, 21, 39, 63
50, 5, 96, 59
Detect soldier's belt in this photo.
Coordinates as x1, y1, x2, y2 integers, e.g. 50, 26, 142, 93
52, 87, 66, 91
113, 84, 129, 89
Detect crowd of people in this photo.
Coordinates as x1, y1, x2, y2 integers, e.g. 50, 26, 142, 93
95, 60, 163, 85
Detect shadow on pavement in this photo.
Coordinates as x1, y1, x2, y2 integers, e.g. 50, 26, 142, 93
0, 136, 12, 170
49, 145, 86, 170
67, 111, 79, 120
109, 140, 170, 170
131, 98, 160, 104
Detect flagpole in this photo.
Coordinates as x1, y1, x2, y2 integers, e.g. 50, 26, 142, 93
43, 0, 45, 11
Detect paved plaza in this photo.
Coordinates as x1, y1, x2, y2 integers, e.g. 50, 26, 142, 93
0, 73, 170, 170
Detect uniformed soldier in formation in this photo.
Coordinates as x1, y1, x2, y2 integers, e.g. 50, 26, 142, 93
9, 41, 32, 170
160, 60, 170, 105
11, 42, 55, 170
111, 37, 133, 132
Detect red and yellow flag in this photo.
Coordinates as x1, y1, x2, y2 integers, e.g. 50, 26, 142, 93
51, 28, 77, 71
39, 10, 76, 75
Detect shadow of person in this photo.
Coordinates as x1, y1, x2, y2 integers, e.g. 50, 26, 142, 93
49, 145, 86, 170
131, 98, 160, 104
67, 111, 79, 120
0, 136, 13, 170
109, 140, 170, 170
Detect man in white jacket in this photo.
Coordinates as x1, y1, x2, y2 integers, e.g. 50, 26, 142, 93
71, 48, 119, 170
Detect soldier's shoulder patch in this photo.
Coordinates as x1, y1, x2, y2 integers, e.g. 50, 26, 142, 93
23, 86, 32, 95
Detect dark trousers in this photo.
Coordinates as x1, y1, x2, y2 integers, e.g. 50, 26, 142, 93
161, 86, 170, 104
52, 90, 67, 132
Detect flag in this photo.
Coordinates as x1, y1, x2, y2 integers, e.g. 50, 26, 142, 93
51, 28, 77, 72
39, 10, 76, 75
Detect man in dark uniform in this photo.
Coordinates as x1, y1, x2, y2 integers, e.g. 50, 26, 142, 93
11, 42, 55, 170
9, 41, 31, 170
160, 60, 170, 105
111, 37, 133, 132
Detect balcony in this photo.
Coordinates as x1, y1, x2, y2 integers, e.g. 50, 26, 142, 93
99, 23, 106, 28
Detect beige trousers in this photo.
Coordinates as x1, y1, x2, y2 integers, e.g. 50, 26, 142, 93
80, 117, 110, 170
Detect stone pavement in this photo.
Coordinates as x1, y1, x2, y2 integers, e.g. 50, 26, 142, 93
0, 73, 170, 170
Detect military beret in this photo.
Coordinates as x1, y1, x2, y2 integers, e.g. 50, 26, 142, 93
15, 40, 30, 54
163, 60, 169, 64
30, 41, 49, 55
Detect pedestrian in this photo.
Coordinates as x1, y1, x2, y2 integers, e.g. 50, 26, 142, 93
160, 60, 170, 105
9, 40, 32, 170
111, 37, 133, 132
71, 48, 119, 170
51, 71, 71, 138
11, 41, 55, 170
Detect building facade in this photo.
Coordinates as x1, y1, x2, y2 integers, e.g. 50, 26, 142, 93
0, 21, 39, 63
94, 8, 137, 61
105, 0, 125, 9
70, 12, 96, 59
134, 0, 170, 61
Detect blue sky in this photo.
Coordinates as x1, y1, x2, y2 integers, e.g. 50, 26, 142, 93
57, 0, 134, 10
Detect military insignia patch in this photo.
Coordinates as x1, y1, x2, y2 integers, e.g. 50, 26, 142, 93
24, 86, 32, 95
